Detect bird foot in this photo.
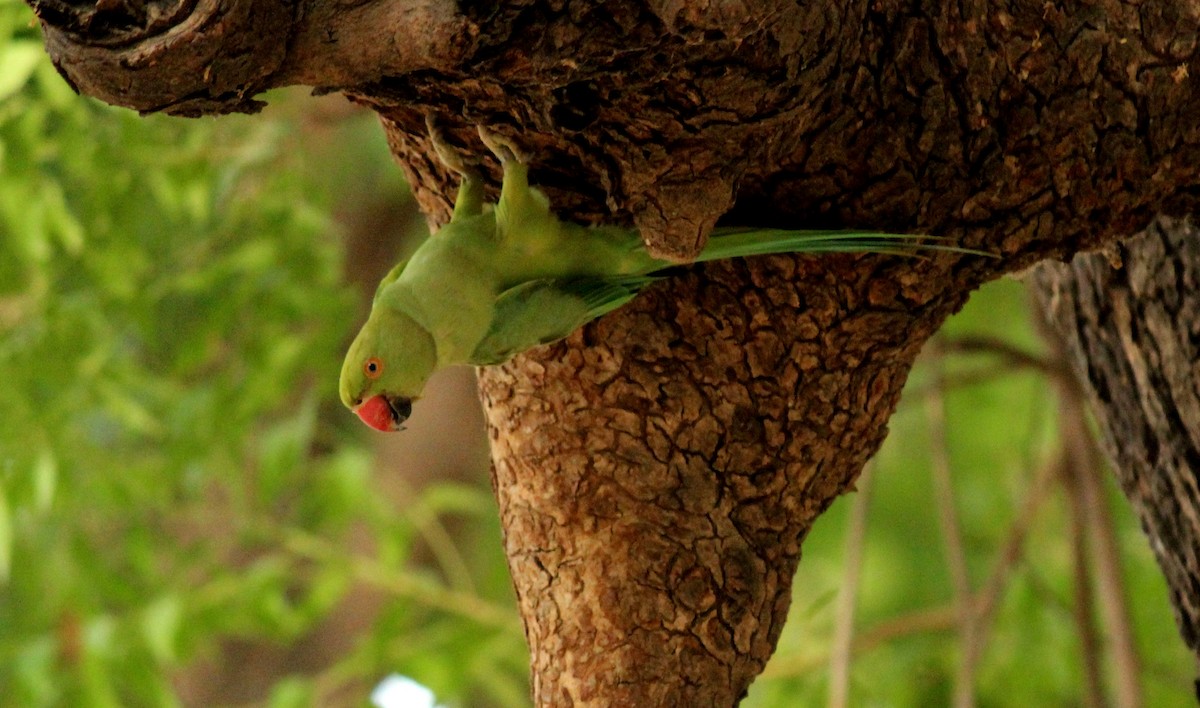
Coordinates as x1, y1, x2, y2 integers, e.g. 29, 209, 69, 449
477, 124, 528, 165
425, 113, 480, 179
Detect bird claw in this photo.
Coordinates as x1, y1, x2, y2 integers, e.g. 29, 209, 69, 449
477, 124, 527, 165
425, 113, 478, 179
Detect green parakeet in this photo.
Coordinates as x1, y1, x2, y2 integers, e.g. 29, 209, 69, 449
341, 125, 988, 431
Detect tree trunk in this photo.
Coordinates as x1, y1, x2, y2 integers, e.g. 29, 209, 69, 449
1032, 217, 1200, 688
28, 0, 1200, 704
478, 256, 949, 704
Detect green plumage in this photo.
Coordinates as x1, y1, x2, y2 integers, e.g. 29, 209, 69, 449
339, 126, 991, 431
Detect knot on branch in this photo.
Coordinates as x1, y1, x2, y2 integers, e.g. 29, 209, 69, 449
31, 0, 292, 115
30, 0, 193, 43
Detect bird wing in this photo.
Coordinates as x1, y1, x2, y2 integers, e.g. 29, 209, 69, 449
469, 275, 660, 365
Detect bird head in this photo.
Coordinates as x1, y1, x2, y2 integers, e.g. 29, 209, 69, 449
339, 308, 438, 432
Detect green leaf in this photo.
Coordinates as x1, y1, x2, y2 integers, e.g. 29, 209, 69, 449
267, 676, 315, 708
32, 447, 57, 513
0, 42, 43, 102
0, 479, 11, 584
141, 595, 183, 664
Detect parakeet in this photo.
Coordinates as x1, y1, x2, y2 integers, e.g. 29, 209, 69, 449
340, 124, 989, 431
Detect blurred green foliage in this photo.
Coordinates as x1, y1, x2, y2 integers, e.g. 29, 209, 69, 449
0, 0, 1194, 705
0, 2, 523, 706
748, 279, 1194, 708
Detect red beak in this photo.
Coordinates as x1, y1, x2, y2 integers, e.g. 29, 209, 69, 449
354, 394, 402, 432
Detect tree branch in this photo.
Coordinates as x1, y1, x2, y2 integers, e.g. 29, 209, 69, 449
30, 0, 468, 115
1033, 216, 1200, 688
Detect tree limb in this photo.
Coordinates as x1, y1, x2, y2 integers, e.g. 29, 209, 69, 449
1033, 216, 1200, 689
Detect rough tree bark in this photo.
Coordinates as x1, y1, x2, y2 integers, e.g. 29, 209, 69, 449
27, 0, 1200, 704
1033, 217, 1200, 689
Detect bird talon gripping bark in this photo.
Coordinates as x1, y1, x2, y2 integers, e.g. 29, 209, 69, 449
476, 124, 525, 165
424, 114, 478, 177
425, 114, 485, 218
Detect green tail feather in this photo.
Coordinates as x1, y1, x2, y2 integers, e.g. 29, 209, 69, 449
696, 228, 996, 262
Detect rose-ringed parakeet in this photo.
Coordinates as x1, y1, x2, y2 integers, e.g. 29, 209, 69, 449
340, 123, 989, 431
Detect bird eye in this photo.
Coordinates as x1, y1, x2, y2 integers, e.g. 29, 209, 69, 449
364, 357, 383, 379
